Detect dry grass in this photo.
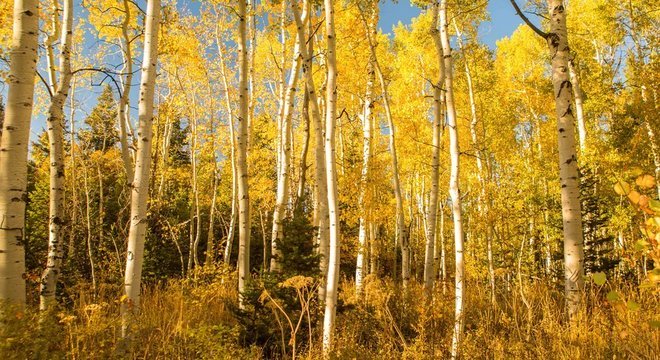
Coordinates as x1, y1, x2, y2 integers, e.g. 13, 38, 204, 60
1, 268, 658, 359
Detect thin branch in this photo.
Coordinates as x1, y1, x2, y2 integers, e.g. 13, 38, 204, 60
36, 70, 54, 98
509, 0, 548, 39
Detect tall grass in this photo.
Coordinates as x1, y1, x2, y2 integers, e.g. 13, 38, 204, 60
1, 267, 657, 359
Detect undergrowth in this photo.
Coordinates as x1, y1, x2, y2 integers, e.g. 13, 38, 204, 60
1, 267, 657, 359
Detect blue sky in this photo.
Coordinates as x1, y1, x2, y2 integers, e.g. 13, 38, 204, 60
379, 0, 525, 48
22, 0, 530, 144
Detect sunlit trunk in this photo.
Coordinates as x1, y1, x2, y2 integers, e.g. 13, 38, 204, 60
271, 6, 306, 271
439, 1, 466, 357
547, 0, 585, 319
0, 0, 39, 305
291, 1, 329, 302
322, 0, 340, 354
236, 0, 251, 309
121, 0, 160, 336
40, 0, 74, 311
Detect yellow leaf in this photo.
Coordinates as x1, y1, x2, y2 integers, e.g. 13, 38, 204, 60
628, 190, 641, 204
614, 180, 631, 195
636, 174, 656, 189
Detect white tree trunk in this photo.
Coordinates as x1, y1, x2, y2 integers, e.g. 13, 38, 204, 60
271, 7, 306, 271
118, 0, 135, 184
454, 21, 496, 307
547, 0, 585, 319
215, 33, 238, 264
121, 0, 160, 336
645, 121, 660, 199
360, 1, 408, 289
425, 5, 446, 297
291, 1, 329, 302
568, 58, 587, 155
236, 0, 251, 309
355, 4, 376, 296
439, 1, 465, 357
0, 0, 38, 305
322, 0, 340, 354
40, 0, 74, 311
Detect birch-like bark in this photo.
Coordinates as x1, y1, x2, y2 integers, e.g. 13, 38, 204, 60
547, 0, 585, 319
291, 1, 329, 302
355, 4, 376, 296
646, 121, 660, 199
236, 0, 251, 309
40, 0, 74, 311
454, 21, 496, 307
121, 0, 160, 336
438, 1, 465, 357
322, 0, 340, 353
271, 7, 306, 272
118, 0, 135, 184
247, 0, 257, 149
568, 58, 587, 155
0, 0, 38, 305
425, 5, 446, 297
215, 33, 238, 264
190, 97, 202, 269
295, 4, 314, 209
360, 1, 408, 289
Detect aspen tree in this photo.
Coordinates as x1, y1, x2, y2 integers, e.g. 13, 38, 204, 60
567, 58, 587, 155
118, 0, 135, 184
122, 0, 160, 335
291, 0, 330, 302
271, 4, 307, 272
425, 3, 445, 297
322, 0, 340, 353
0, 0, 38, 305
214, 23, 239, 264
355, 1, 377, 296
438, 0, 466, 357
453, 21, 496, 307
359, 0, 408, 288
510, 0, 585, 319
236, 0, 251, 308
41, 0, 74, 311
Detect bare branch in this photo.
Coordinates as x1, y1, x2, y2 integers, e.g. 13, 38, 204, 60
509, 0, 548, 39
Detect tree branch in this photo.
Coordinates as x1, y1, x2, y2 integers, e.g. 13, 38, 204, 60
509, 0, 548, 39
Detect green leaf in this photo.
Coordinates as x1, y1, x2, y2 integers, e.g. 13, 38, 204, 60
626, 300, 640, 311
650, 320, 660, 329
650, 199, 660, 212
634, 240, 648, 251
592, 272, 607, 286
606, 291, 620, 302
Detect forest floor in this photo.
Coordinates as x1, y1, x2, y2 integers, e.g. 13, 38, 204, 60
1, 265, 658, 359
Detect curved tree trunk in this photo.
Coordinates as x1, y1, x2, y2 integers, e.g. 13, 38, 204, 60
291, 0, 329, 302
355, 3, 377, 296
454, 21, 496, 307
322, 0, 340, 354
360, 0, 407, 289
118, 0, 135, 184
40, 0, 74, 311
0, 0, 39, 305
425, 5, 446, 298
271, 7, 306, 271
121, 0, 160, 336
215, 32, 238, 264
438, 1, 465, 357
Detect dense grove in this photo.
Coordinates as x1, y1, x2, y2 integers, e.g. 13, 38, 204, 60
0, 0, 658, 358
